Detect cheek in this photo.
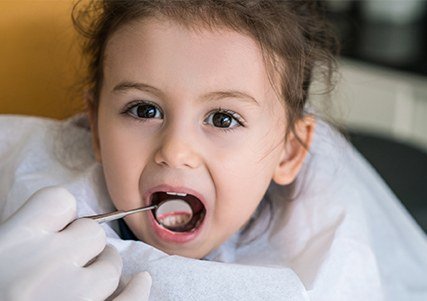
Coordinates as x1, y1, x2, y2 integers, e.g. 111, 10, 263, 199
210, 128, 283, 183
97, 118, 150, 208
210, 139, 281, 230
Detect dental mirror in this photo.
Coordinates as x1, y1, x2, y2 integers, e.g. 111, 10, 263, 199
82, 199, 194, 231
155, 200, 193, 230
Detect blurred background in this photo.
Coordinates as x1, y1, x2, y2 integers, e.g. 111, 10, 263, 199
0, 1, 84, 118
320, 0, 427, 232
0, 0, 426, 231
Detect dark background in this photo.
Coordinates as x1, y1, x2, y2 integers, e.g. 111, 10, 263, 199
326, 0, 427, 76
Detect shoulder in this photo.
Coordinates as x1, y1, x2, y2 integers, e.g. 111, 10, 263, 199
0, 114, 96, 221
0, 114, 91, 154
0, 114, 59, 139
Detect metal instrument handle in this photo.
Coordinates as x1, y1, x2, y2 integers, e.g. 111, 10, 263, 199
81, 205, 157, 223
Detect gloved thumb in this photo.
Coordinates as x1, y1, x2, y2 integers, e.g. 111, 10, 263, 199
3, 186, 76, 232
113, 272, 152, 301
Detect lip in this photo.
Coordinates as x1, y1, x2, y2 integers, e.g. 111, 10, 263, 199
143, 184, 208, 244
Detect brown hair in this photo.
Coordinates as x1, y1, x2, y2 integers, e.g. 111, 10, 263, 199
72, 0, 338, 141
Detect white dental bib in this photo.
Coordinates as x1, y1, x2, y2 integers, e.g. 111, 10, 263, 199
0, 114, 426, 300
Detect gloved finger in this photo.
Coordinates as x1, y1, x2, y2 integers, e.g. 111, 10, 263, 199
113, 272, 152, 301
82, 244, 123, 301
4, 186, 76, 233
56, 218, 106, 267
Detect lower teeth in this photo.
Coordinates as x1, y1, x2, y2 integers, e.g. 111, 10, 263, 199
159, 212, 192, 228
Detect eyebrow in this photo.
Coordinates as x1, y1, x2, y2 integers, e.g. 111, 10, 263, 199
112, 81, 164, 97
201, 90, 260, 106
112, 81, 259, 106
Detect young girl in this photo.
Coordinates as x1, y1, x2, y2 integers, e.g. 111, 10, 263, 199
1, 1, 426, 300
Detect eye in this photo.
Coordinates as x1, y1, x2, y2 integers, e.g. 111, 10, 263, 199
126, 102, 163, 119
204, 109, 244, 129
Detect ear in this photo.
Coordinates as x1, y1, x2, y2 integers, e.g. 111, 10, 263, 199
272, 116, 315, 185
86, 92, 102, 163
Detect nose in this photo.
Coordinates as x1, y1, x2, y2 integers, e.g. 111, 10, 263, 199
154, 126, 202, 169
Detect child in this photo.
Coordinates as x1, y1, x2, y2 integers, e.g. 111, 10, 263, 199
1, 0, 426, 300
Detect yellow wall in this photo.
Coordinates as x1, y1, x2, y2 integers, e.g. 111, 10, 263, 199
0, 0, 85, 119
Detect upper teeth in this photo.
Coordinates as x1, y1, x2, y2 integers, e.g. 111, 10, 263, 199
166, 192, 187, 197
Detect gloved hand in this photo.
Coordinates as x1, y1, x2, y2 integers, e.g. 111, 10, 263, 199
0, 186, 151, 301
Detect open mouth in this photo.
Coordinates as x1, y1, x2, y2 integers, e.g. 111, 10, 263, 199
150, 191, 206, 232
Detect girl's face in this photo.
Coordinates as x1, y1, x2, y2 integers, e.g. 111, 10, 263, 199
92, 18, 312, 258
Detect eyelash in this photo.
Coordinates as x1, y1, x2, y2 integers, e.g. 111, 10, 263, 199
121, 100, 162, 121
121, 101, 246, 130
204, 108, 245, 132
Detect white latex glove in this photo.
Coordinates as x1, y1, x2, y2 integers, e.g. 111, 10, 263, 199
0, 186, 151, 301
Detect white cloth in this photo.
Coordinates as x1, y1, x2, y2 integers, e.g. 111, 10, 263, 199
0, 114, 426, 300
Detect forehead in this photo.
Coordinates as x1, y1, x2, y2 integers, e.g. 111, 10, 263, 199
102, 18, 279, 106
105, 17, 262, 62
